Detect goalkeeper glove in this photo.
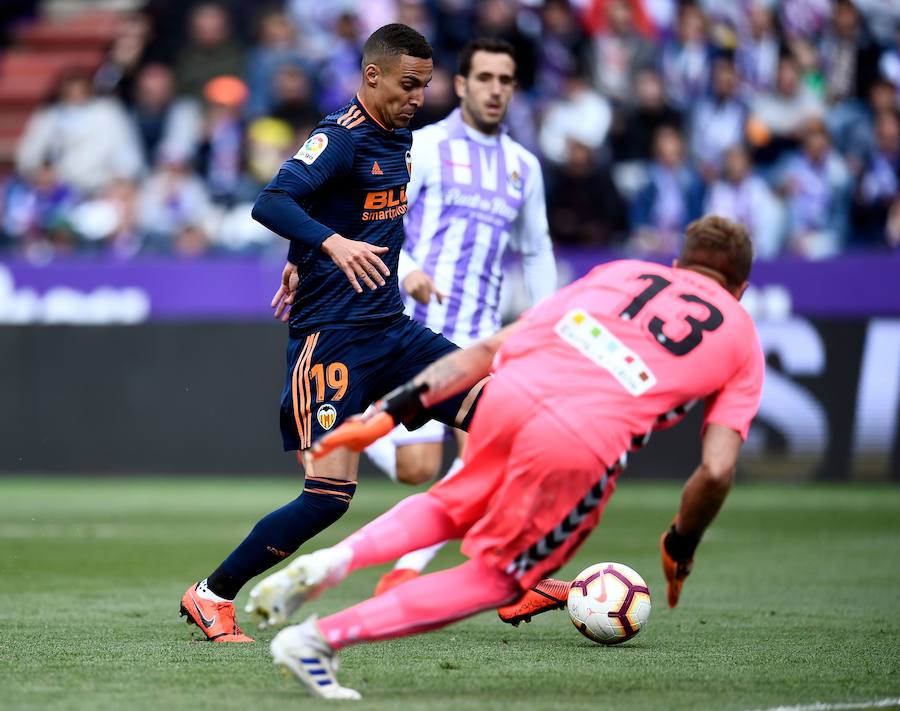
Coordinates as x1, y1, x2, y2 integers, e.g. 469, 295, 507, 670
660, 523, 699, 608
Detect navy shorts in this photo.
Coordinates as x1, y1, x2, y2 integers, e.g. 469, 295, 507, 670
280, 315, 464, 451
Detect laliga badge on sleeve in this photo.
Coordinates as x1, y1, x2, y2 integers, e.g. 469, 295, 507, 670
294, 133, 328, 164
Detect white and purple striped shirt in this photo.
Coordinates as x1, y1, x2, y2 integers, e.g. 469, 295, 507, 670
401, 108, 555, 347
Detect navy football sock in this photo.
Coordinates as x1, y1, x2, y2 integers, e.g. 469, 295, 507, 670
206, 477, 357, 600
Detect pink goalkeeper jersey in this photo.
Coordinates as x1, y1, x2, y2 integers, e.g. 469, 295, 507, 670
493, 259, 764, 465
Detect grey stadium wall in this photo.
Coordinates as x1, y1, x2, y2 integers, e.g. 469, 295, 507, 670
0, 321, 897, 481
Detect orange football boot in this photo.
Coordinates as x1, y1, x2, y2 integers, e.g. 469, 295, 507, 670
497, 578, 571, 626
180, 583, 254, 643
374, 568, 420, 596
660, 530, 693, 608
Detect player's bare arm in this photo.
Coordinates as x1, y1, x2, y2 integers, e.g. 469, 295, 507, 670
413, 322, 522, 407
676, 423, 742, 536
321, 233, 390, 294
661, 423, 743, 608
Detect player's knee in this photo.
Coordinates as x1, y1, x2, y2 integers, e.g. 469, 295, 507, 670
395, 458, 440, 486
395, 443, 442, 486
699, 461, 735, 492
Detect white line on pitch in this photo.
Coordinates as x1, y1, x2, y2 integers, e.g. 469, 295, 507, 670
747, 698, 900, 711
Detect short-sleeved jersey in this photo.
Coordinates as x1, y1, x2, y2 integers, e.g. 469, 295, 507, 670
493, 259, 764, 464
402, 108, 553, 346
262, 97, 413, 336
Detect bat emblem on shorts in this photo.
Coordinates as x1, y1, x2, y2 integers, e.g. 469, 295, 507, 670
317, 404, 337, 430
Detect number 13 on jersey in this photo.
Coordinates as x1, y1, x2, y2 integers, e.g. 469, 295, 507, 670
620, 274, 724, 356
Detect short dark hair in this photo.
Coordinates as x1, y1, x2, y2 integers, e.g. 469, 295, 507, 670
362, 23, 432, 68
457, 37, 517, 78
679, 215, 753, 290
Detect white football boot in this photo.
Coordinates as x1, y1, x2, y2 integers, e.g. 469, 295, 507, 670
246, 546, 352, 628
271, 616, 361, 700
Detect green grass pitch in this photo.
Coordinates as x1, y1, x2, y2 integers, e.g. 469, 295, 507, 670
1, 477, 898, 711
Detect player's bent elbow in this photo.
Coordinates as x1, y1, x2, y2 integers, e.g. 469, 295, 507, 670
250, 193, 271, 225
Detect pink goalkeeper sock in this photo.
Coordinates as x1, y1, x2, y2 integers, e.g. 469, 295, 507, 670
338, 493, 463, 574
318, 558, 521, 649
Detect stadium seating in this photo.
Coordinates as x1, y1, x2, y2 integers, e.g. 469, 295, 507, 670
0, 11, 120, 167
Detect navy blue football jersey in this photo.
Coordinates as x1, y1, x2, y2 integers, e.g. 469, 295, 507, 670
252, 96, 413, 336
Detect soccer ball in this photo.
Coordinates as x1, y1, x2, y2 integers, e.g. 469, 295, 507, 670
567, 562, 651, 645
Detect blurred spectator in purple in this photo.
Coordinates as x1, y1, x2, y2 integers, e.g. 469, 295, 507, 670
534, 0, 591, 101
659, 3, 712, 111
16, 71, 144, 196
642, 0, 679, 38
194, 76, 249, 204
820, 0, 884, 155
854, 0, 900, 45
539, 69, 612, 165
852, 110, 900, 248
609, 67, 682, 163
775, 119, 852, 258
173, 3, 246, 101
699, 0, 753, 40
475, 0, 537, 91
838, 77, 900, 171
689, 56, 747, 179
734, 2, 780, 97
878, 26, 900, 95
129, 63, 201, 168
318, 12, 364, 113
268, 63, 321, 139
704, 144, 785, 258
245, 9, 315, 120
430, 0, 478, 66
1, 164, 78, 256
396, 0, 437, 46
284, 0, 396, 62
820, 0, 882, 106
505, 94, 541, 156
545, 138, 628, 246
778, 0, 832, 43
137, 153, 213, 255
629, 125, 705, 253
746, 53, 826, 165
589, 0, 657, 105
284, 2, 338, 62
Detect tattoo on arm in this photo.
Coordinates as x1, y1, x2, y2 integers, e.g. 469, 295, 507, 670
414, 341, 495, 407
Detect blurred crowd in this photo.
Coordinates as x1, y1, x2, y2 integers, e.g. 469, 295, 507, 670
1, 0, 899, 262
